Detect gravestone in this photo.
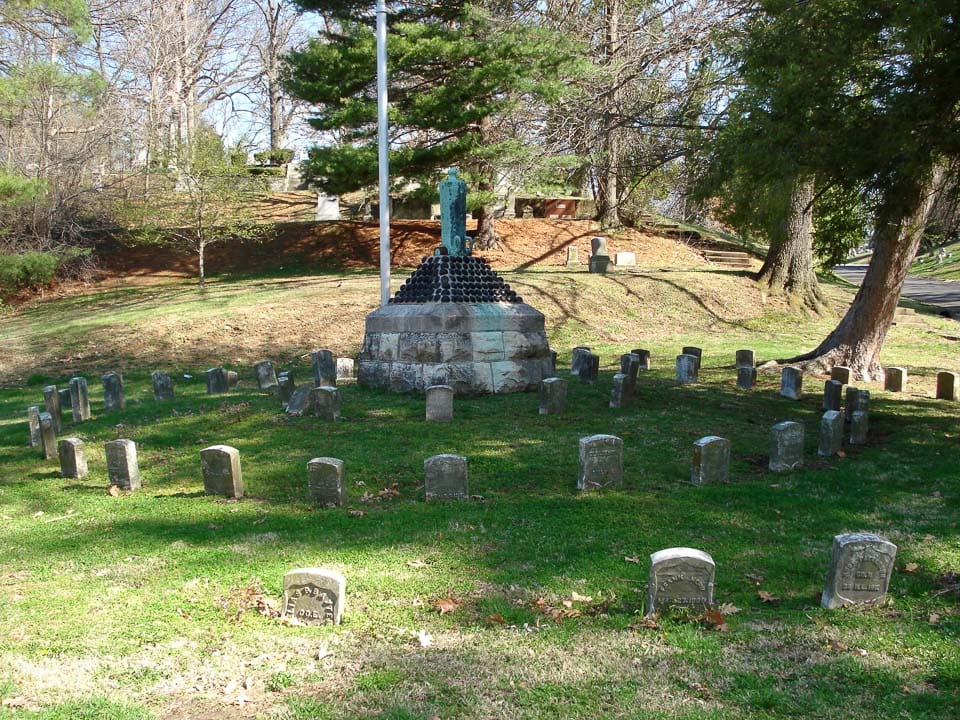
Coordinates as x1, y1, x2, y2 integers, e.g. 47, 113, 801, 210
278, 371, 295, 406
58, 438, 87, 479
691, 436, 730, 486
681, 346, 702, 371
549, 349, 558, 376
849, 410, 869, 445
102, 372, 126, 412
646, 548, 715, 616
105, 439, 140, 490
822, 379, 843, 411
69, 376, 91, 420
609, 373, 628, 408
152, 371, 174, 401
935, 371, 959, 400
620, 353, 640, 400
205, 367, 229, 394
737, 366, 757, 390
226, 370, 240, 388
539, 377, 567, 415
831, 366, 851, 385
884, 366, 907, 393
307, 457, 346, 506
588, 236, 611, 274
615, 251, 636, 267
769, 421, 804, 472
314, 386, 341, 421
254, 360, 279, 392
424, 454, 469, 500
282, 568, 345, 625
577, 434, 623, 491
43, 385, 62, 434
735, 349, 755, 368
845, 387, 870, 421
39, 412, 57, 460
565, 246, 579, 266
631, 349, 651, 371
336, 358, 355, 381
312, 349, 337, 387
200, 444, 243, 498
821, 533, 897, 609
675, 354, 698, 384
818, 410, 844, 456
579, 353, 599, 384
58, 388, 73, 423
285, 385, 315, 416
425, 384, 454, 422
570, 346, 592, 375
27, 405, 41, 447
780, 367, 803, 400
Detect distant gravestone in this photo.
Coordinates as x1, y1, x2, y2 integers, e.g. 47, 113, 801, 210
312, 349, 337, 387
579, 353, 599, 384
314, 386, 342, 421
681, 346, 702, 370
105, 439, 140, 490
539, 377, 567, 415
565, 246, 579, 266
205, 367, 229, 394
615, 251, 636, 267
549, 349, 558, 376
769, 421, 804, 472
69, 376, 91, 421
27, 406, 41, 447
424, 454, 469, 500
282, 568, 345, 625
102, 372, 126, 412
285, 385, 315, 416
822, 379, 843, 411
570, 346, 592, 375
631, 349, 651, 371
735, 349, 755, 368
58, 438, 87, 479
831, 366, 851, 385
737, 366, 757, 390
620, 353, 640, 400
152, 371, 174, 401
849, 410, 869, 445
935, 371, 959, 400
254, 360, 279, 391
39, 412, 57, 460
821, 533, 897, 609
578, 434, 623, 491
845, 387, 870, 421
200, 444, 243, 498
675, 354, 698, 384
646, 548, 715, 616
425, 384, 454, 422
588, 236, 611, 274
884, 366, 907, 393
780, 367, 803, 400
609, 373, 628, 408
278, 371, 295, 406
307, 457, 346, 507
336, 357, 355, 381
818, 410, 844, 457
43, 385, 62, 434
691, 436, 730, 486
58, 388, 73, 423
226, 370, 240, 388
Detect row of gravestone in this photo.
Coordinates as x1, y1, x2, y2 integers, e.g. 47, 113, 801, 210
278, 530, 898, 627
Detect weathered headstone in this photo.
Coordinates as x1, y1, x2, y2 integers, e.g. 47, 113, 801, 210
675, 354, 698, 384
425, 384, 454, 422
152, 371, 174, 401
845, 387, 870, 421
631, 349, 651, 371
615, 251, 636, 267
609, 373, 628, 408
312, 349, 337, 387
278, 371, 295, 406
39, 412, 57, 460
681, 346, 702, 370
588, 236, 611, 274
620, 353, 640, 401
736, 366, 757, 390
254, 360, 279, 392
336, 357, 355, 381
539, 377, 567, 415
27, 405, 41, 447
313, 386, 341, 421
282, 568, 345, 625
549, 349, 558, 376
780, 367, 803, 400
849, 410, 869, 445
43, 385, 62, 434
577, 434, 623, 491
735, 349, 755, 368
205, 367, 229, 394
935, 371, 959, 400
691, 436, 730, 486
58, 438, 87, 479
821, 533, 897, 609
579, 353, 599, 384
769, 421, 804, 472
58, 388, 73, 423
822, 379, 843, 411
102, 372, 126, 412
884, 366, 907, 393
285, 385, 315, 416
565, 246, 579, 266
105, 439, 140, 490
570, 346, 592, 375
646, 547, 715, 616
818, 410, 844, 457
830, 366, 851, 385
200, 444, 243, 498
424, 454, 469, 500
226, 370, 240, 388
307, 457, 345, 506
69, 376, 91, 420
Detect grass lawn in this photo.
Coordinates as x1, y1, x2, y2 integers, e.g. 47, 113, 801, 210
0, 263, 958, 719
911, 241, 960, 281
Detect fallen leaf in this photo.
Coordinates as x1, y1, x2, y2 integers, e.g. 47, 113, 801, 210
904, 562, 919, 573
348, 510, 366, 518
703, 608, 726, 626
31, 511, 44, 518
853, 648, 868, 657
630, 616, 660, 630
378, 483, 400, 499
252, 517, 266, 525
1, 697, 35, 709
769, 483, 781, 489
406, 560, 427, 568
932, 491, 942, 498
485, 613, 506, 625
571, 591, 593, 602
432, 596, 460, 615
317, 643, 332, 660
359, 491, 375, 503
624, 555, 641, 564
837, 449, 847, 458
758, 590, 780, 603
108, 485, 120, 497
922, 534, 936, 542
416, 629, 433, 647
562, 599, 573, 608
929, 612, 941, 625
718, 602, 741, 615
745, 573, 764, 584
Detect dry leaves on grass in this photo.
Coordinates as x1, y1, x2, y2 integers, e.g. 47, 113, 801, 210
360, 484, 401, 503
416, 629, 433, 647
432, 596, 460, 615
531, 597, 581, 622
348, 510, 366, 518
758, 590, 780, 603
108, 485, 120, 497
702, 608, 729, 632
903, 562, 919, 573
624, 555, 641, 564
406, 559, 427, 568
216, 578, 280, 622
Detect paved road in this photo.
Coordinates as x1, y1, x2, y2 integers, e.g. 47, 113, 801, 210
834, 265, 960, 318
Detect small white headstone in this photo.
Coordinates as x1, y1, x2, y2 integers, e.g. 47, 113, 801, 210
282, 568, 345, 625
647, 547, 715, 615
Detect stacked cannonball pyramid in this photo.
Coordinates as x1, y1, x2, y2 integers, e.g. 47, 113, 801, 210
389, 254, 522, 304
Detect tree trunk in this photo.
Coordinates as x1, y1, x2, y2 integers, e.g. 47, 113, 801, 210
473, 204, 499, 251
597, 0, 622, 230
786, 167, 944, 380
756, 175, 822, 309
198, 242, 206, 288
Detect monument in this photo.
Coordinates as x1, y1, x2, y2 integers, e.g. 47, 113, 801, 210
358, 169, 552, 394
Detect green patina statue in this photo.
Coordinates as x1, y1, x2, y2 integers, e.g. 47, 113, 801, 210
439, 168, 472, 256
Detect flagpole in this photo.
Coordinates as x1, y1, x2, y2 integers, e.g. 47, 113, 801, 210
376, 0, 390, 306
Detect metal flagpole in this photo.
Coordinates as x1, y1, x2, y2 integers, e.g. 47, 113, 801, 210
376, 0, 390, 306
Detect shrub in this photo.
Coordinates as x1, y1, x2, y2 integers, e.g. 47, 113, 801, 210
0, 251, 60, 294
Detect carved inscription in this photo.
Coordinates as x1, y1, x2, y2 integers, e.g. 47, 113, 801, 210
284, 583, 336, 625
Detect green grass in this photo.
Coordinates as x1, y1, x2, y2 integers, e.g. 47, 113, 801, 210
0, 268, 958, 719
911, 241, 960, 280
